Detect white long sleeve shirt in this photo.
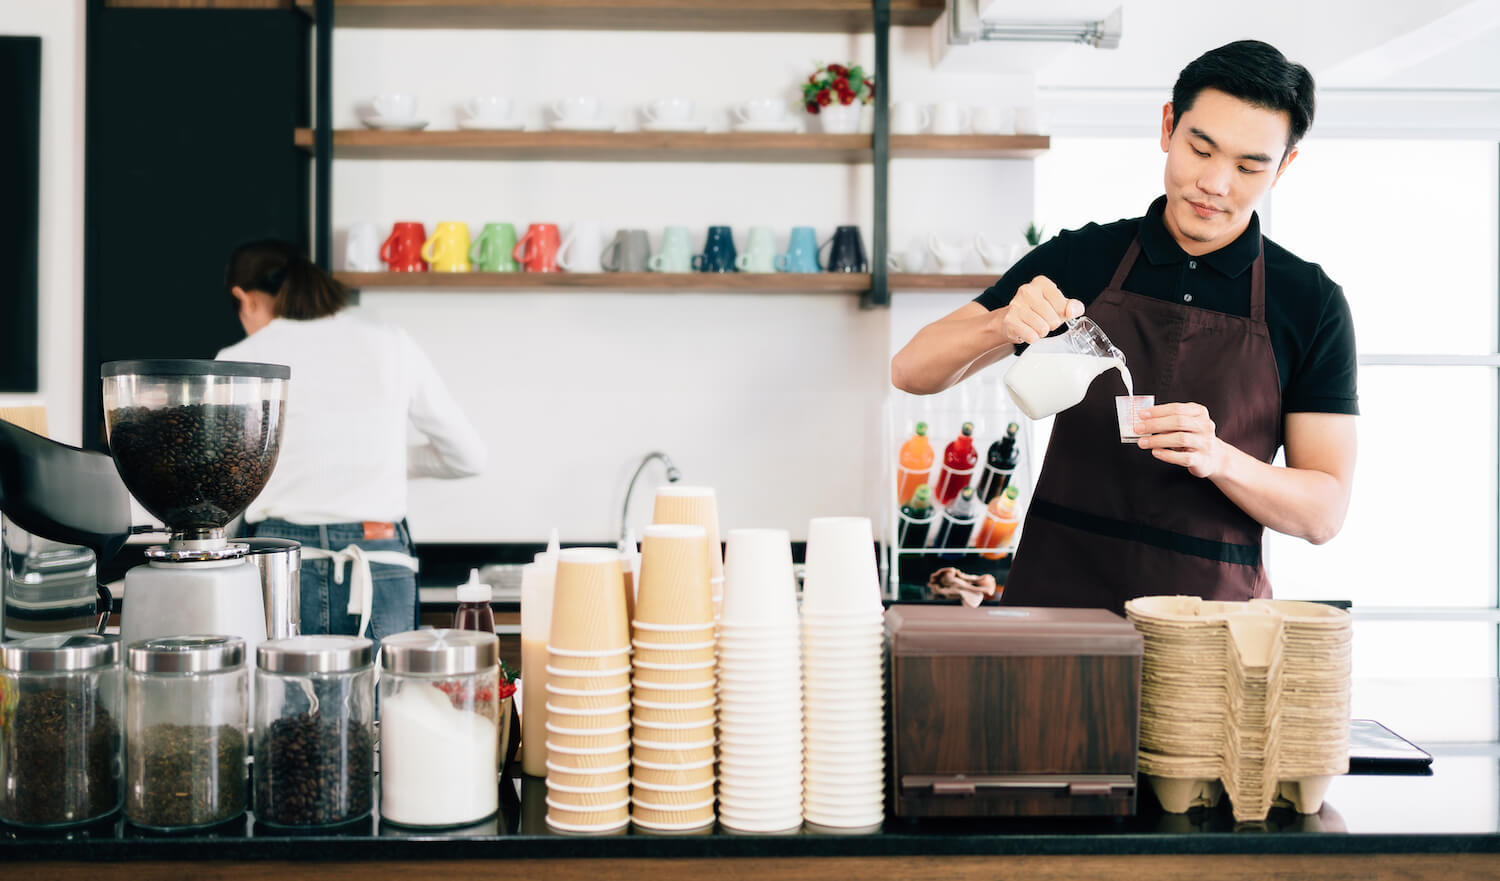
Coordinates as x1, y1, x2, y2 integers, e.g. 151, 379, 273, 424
217, 308, 486, 525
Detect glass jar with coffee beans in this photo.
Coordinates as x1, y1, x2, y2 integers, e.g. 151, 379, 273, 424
253, 636, 374, 827
0, 635, 123, 828
125, 636, 248, 830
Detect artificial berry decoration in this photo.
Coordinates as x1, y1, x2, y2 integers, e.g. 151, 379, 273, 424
801, 61, 874, 115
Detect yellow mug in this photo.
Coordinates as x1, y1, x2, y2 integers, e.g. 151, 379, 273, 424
421, 221, 472, 272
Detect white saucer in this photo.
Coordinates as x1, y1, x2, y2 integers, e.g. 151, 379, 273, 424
457, 117, 526, 131
363, 116, 429, 131
549, 119, 618, 132
641, 121, 709, 133
732, 121, 801, 133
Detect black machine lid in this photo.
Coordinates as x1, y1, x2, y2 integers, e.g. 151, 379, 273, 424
101, 359, 290, 380
0, 420, 133, 563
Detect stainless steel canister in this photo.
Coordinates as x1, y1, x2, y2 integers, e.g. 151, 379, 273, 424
241, 538, 300, 639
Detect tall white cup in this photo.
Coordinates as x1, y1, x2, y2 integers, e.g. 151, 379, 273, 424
558, 220, 605, 272
721, 529, 798, 628
931, 101, 970, 135
890, 101, 930, 135
801, 517, 881, 615
344, 221, 382, 271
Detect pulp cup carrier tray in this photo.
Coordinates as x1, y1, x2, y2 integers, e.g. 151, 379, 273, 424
1123, 595, 1351, 823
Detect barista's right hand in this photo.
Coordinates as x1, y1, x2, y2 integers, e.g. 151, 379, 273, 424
996, 275, 1085, 345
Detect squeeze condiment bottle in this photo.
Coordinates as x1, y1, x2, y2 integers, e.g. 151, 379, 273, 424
453, 569, 496, 635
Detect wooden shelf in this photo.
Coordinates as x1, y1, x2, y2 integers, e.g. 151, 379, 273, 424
889, 273, 997, 290
294, 129, 1050, 162
336, 271, 873, 293
293, 0, 945, 32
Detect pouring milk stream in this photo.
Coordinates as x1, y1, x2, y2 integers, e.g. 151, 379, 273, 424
1003, 317, 1132, 419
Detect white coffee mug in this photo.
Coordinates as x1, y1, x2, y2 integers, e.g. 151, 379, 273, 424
931, 102, 970, 135
643, 97, 695, 125
554, 96, 602, 123
972, 105, 1013, 135
465, 96, 513, 124
974, 234, 1022, 273
344, 221, 382, 272
558, 220, 605, 273
736, 98, 787, 126
890, 101, 930, 135
372, 93, 417, 122
1014, 105, 1043, 134
928, 233, 969, 274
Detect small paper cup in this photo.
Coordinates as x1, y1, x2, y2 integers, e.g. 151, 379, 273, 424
542, 666, 632, 689
547, 646, 632, 672
633, 743, 715, 766
631, 763, 716, 788
545, 681, 631, 710
545, 703, 631, 731
546, 796, 630, 829
1116, 395, 1154, 442
632, 621, 716, 644
632, 679, 716, 704
546, 761, 630, 790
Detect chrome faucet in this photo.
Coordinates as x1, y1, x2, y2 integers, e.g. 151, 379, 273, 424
620, 451, 682, 542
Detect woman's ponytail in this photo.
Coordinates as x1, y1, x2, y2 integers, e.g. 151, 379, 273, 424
225, 239, 349, 321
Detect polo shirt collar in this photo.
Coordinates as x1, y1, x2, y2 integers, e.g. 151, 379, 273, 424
1138, 195, 1261, 278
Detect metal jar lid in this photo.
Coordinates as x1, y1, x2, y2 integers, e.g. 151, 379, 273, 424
380, 629, 497, 675
0, 634, 120, 673
258, 635, 373, 674
127, 635, 245, 674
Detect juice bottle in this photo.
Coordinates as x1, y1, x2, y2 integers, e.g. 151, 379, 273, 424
452, 568, 495, 634
896, 422, 935, 506
933, 422, 978, 505
976, 422, 1021, 503
932, 485, 980, 557
975, 485, 1022, 559
898, 484, 936, 550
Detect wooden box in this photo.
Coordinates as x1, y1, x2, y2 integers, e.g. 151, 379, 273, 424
886, 605, 1143, 817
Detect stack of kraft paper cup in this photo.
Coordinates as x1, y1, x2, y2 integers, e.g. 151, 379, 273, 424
716, 528, 804, 833
543, 548, 633, 834
800, 517, 886, 831
651, 486, 725, 621
630, 524, 718, 832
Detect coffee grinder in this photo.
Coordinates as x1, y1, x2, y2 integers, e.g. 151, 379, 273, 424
100, 360, 289, 656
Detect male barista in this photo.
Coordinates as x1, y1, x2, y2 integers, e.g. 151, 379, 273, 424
891, 41, 1357, 610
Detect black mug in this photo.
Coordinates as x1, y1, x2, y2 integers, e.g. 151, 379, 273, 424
693, 225, 738, 273
824, 225, 868, 273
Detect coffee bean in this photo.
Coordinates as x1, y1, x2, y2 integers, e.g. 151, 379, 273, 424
253, 710, 373, 826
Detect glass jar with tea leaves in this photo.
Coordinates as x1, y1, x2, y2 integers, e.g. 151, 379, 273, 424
125, 635, 248, 830
0, 634, 123, 827
254, 635, 374, 827
379, 629, 500, 827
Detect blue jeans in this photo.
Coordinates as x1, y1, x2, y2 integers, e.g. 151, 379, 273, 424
249, 519, 418, 646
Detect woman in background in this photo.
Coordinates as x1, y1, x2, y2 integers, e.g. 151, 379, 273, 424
218, 239, 486, 643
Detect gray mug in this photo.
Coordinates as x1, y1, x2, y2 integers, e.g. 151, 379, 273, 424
602, 228, 651, 272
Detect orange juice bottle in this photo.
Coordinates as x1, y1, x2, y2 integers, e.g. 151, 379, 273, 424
895, 421, 935, 505
976, 485, 1021, 559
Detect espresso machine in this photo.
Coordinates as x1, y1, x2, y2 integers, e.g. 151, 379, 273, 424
99, 360, 289, 657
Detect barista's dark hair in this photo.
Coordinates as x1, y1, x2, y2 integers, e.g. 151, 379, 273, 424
1171, 40, 1315, 155
225, 239, 349, 321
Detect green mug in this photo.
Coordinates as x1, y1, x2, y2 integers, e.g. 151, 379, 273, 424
470, 222, 519, 272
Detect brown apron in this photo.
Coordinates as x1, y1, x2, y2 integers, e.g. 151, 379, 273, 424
1001, 235, 1281, 612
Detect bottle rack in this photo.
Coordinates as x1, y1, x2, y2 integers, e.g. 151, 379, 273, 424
881, 373, 1034, 600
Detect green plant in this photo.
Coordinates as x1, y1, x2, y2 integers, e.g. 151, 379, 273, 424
1024, 222, 1045, 246
802, 62, 875, 114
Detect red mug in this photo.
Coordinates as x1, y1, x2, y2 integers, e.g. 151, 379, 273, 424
381, 221, 429, 272
513, 223, 561, 273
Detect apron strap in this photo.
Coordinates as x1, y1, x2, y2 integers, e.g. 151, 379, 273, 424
301, 545, 420, 640
1108, 237, 1143, 291
1249, 237, 1266, 322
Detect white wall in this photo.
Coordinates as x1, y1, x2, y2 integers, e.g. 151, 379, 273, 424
0, 0, 84, 445
329, 26, 1036, 542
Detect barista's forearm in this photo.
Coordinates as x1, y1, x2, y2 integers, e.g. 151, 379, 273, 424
1209, 443, 1349, 545
891, 306, 1014, 395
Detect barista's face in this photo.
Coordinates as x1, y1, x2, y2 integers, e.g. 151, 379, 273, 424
1160, 88, 1297, 256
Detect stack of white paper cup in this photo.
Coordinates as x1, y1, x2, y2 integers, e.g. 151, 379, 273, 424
631, 524, 718, 832
716, 528, 804, 833
545, 548, 632, 834
801, 517, 886, 830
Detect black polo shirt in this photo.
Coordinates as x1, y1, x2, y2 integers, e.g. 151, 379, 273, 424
976, 197, 1359, 415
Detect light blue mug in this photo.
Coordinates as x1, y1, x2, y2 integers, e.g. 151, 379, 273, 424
649, 226, 694, 273
736, 226, 777, 273
776, 226, 820, 273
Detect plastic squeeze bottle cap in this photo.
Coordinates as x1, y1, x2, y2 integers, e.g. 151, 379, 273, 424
914, 421, 928, 436
961, 422, 974, 436
456, 568, 492, 604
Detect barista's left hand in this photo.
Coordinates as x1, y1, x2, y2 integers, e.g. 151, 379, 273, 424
1134, 402, 1227, 479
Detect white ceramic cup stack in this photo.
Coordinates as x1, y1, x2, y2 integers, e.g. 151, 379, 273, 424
630, 524, 718, 832
544, 548, 633, 834
716, 528, 804, 833
800, 517, 886, 830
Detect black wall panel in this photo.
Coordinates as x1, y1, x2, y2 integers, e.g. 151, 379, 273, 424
0, 37, 41, 394
84, 5, 308, 448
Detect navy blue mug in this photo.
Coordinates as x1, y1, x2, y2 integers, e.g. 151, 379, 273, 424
823, 225, 868, 273
693, 226, 738, 273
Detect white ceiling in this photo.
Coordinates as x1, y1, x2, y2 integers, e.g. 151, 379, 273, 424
969, 0, 1500, 91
